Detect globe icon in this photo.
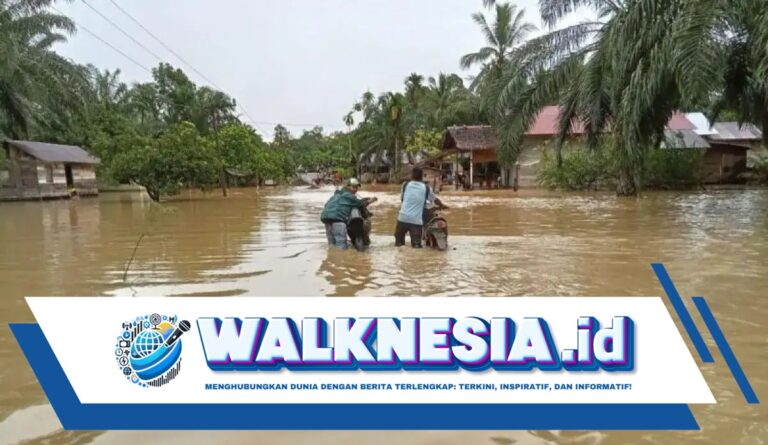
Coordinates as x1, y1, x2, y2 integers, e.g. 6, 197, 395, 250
131, 330, 164, 359
117, 315, 187, 386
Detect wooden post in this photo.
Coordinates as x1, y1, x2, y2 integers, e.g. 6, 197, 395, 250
469, 150, 474, 190
454, 153, 459, 190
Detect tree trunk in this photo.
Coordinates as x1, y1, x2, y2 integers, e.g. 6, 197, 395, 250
211, 114, 227, 197
616, 167, 638, 196
219, 169, 228, 197
394, 139, 400, 182
147, 187, 160, 202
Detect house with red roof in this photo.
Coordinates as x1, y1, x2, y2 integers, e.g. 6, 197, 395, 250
440, 107, 761, 188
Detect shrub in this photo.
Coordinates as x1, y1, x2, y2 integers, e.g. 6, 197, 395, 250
536, 142, 703, 191
642, 148, 703, 188
536, 144, 614, 190
750, 155, 768, 184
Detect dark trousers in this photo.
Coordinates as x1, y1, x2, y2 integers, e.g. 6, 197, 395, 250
395, 221, 423, 248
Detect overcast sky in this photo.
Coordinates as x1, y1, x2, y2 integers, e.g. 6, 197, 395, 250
53, 0, 589, 140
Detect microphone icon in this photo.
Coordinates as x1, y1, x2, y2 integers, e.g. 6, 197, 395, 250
165, 320, 191, 347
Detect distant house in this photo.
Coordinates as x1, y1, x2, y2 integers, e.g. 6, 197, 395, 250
441, 108, 762, 188
683, 114, 763, 183
1, 140, 100, 201
359, 150, 432, 184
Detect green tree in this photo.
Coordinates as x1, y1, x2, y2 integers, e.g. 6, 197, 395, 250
152, 62, 197, 126
460, 3, 536, 85
405, 128, 443, 156
194, 86, 237, 195
490, 0, 721, 194
271, 124, 293, 149
404, 73, 426, 108
126, 82, 163, 135
217, 122, 289, 184
709, 2, 768, 143
109, 122, 219, 201
425, 73, 473, 128
0, 0, 84, 138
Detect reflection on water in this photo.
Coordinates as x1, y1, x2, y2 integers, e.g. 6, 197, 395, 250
1, 186, 767, 444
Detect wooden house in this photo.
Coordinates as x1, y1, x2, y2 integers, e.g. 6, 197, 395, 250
441, 108, 743, 188
1, 140, 100, 201
683, 114, 763, 183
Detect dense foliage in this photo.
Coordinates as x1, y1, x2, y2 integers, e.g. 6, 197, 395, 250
537, 143, 704, 191
482, 0, 768, 194
1, 0, 766, 197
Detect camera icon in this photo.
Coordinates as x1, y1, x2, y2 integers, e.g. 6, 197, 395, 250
118, 340, 130, 348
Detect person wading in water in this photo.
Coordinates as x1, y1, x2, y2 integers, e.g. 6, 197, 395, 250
395, 167, 448, 248
320, 178, 367, 249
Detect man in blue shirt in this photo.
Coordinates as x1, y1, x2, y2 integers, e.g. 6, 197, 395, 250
395, 167, 448, 248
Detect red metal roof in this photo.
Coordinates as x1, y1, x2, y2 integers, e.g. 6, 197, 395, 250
444, 107, 698, 150
526, 106, 694, 135
526, 106, 586, 135
667, 112, 696, 131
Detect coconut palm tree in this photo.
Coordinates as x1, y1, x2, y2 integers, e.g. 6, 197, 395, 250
0, 0, 82, 138
491, 0, 732, 195
342, 111, 355, 171
380, 92, 406, 178
88, 66, 128, 109
460, 3, 537, 85
404, 73, 425, 108
353, 91, 377, 123
708, 2, 768, 144
425, 73, 471, 128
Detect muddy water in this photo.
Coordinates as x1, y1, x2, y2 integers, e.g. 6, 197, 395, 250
0, 186, 766, 445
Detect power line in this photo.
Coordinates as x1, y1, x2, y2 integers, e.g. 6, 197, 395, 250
50, 5, 152, 74
53, 3, 341, 135
104, 0, 266, 130
80, 0, 165, 63
106, 0, 222, 90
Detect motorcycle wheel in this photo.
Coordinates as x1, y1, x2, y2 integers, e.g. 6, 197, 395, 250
430, 230, 448, 251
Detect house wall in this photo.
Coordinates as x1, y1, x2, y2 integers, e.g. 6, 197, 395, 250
701, 144, 748, 183
0, 146, 99, 200
516, 137, 550, 188
71, 165, 99, 196
445, 135, 581, 188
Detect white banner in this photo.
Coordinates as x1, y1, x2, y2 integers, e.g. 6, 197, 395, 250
27, 296, 715, 405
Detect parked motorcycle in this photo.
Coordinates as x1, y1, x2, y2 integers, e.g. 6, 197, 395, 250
424, 208, 449, 250
347, 197, 377, 251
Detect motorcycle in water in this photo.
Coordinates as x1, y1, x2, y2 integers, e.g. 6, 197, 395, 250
347, 197, 377, 251
424, 208, 449, 250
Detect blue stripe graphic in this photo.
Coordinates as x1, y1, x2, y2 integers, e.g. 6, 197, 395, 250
10, 323, 700, 430
651, 263, 714, 363
692, 297, 759, 404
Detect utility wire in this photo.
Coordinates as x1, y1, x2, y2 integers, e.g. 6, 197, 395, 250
107, 0, 221, 89
50, 5, 153, 74
54, 3, 340, 134
103, 0, 346, 132
104, 0, 269, 131
74, 0, 259, 130
81, 0, 165, 63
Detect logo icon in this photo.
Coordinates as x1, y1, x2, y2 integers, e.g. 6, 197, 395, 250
115, 313, 190, 388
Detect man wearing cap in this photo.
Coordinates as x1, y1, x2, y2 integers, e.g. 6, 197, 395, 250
320, 178, 367, 249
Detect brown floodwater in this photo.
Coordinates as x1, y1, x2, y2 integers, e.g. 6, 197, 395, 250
0, 186, 766, 445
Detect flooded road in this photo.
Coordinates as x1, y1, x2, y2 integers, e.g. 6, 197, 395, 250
1, 186, 766, 444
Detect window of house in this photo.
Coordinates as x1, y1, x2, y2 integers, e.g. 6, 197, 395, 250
46, 165, 54, 183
